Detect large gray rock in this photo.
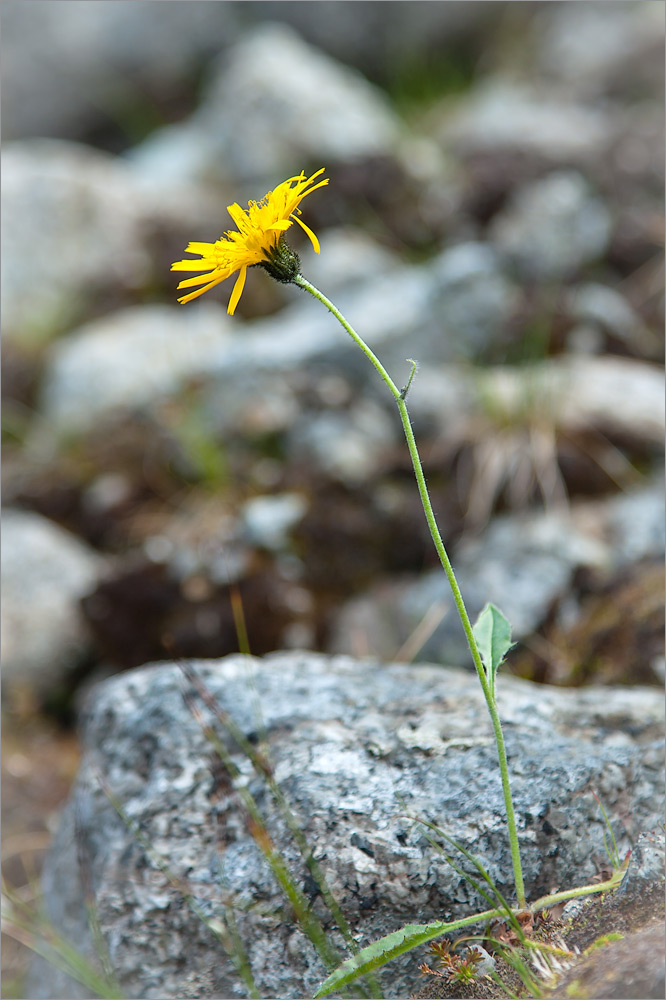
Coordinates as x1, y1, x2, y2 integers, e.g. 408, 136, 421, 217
29, 652, 664, 999
1, 509, 103, 696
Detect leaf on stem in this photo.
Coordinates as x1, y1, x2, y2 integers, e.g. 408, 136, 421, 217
472, 603, 514, 695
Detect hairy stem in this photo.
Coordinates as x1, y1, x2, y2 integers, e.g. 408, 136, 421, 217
294, 273, 526, 908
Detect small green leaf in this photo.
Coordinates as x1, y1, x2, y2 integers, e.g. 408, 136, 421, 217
313, 922, 450, 997
312, 907, 501, 998
472, 603, 514, 694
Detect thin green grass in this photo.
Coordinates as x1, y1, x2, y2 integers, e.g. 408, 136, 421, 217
2, 877, 125, 1000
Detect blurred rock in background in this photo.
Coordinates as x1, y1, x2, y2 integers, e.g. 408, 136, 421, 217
3, 0, 663, 712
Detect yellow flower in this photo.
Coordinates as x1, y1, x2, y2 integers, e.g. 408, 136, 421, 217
171, 168, 328, 313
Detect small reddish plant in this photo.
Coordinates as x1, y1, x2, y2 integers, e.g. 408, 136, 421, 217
419, 938, 485, 984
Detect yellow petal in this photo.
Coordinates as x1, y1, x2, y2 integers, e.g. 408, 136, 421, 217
185, 241, 219, 254
177, 270, 227, 290
177, 275, 226, 304
304, 168, 327, 189
293, 215, 321, 254
227, 266, 247, 315
227, 202, 247, 227
171, 260, 219, 272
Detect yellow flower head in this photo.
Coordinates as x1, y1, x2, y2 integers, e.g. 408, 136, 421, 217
171, 168, 328, 313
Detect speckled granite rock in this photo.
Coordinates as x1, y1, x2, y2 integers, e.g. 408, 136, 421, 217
27, 652, 663, 999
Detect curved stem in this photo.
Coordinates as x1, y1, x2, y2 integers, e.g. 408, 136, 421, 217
530, 867, 626, 913
294, 273, 526, 908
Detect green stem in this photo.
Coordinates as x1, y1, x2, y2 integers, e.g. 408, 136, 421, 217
530, 867, 626, 912
294, 274, 526, 909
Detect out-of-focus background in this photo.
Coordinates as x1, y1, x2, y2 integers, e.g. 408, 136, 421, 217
1, 1, 664, 993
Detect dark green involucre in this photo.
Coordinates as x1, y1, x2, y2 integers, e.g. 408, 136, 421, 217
259, 236, 301, 284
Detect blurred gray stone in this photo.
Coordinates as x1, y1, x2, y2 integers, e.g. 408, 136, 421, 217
35, 261, 435, 440
203, 22, 400, 173
1, 141, 152, 344
598, 478, 666, 566
241, 493, 308, 553
1, 509, 103, 696
490, 170, 613, 281
28, 651, 664, 999
40, 303, 232, 434
534, 0, 665, 99
1, 0, 240, 141
287, 400, 397, 486
553, 355, 665, 444
422, 242, 519, 360
243, 1, 502, 85
330, 509, 596, 666
407, 355, 665, 449
567, 283, 659, 356
330, 478, 665, 667
289, 243, 515, 374
301, 227, 403, 296
201, 264, 436, 383
130, 22, 402, 190
440, 80, 614, 162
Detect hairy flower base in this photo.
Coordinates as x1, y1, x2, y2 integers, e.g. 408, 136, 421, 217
171, 168, 327, 313
258, 240, 301, 285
